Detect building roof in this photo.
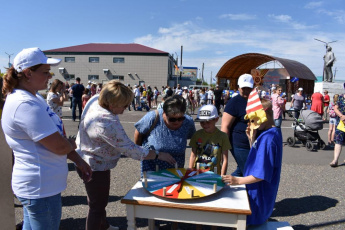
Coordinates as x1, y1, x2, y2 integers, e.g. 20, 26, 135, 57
216, 53, 316, 81
44, 43, 169, 55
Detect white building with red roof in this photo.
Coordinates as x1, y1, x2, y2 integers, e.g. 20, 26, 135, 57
44, 43, 177, 87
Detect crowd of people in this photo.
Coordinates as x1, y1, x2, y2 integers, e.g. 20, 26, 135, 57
0, 47, 344, 229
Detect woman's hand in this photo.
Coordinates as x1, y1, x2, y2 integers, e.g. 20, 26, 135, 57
75, 159, 92, 183
68, 135, 77, 149
67, 151, 92, 183
158, 152, 176, 165
222, 175, 240, 185
341, 115, 345, 122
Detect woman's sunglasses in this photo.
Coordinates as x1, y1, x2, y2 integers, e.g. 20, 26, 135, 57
168, 116, 186, 122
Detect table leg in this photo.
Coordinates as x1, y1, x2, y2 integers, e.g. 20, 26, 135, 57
148, 219, 155, 230
237, 215, 246, 230
126, 205, 136, 230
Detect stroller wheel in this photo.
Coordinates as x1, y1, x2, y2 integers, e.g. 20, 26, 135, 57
287, 137, 295, 147
306, 141, 314, 151
319, 140, 326, 150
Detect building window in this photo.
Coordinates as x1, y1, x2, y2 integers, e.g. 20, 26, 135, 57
88, 75, 99, 80
89, 57, 99, 63
64, 74, 75, 80
112, 75, 124, 81
65, 57, 75, 63
113, 57, 125, 63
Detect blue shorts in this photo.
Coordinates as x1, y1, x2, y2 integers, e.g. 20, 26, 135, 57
329, 117, 337, 124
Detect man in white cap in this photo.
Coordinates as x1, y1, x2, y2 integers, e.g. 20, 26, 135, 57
221, 73, 254, 176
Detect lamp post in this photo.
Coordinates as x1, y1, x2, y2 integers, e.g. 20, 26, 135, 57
174, 52, 179, 86
5, 52, 14, 68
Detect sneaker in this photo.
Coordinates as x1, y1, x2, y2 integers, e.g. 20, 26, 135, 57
107, 225, 119, 230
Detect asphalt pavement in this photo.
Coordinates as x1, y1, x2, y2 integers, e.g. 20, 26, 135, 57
14, 102, 345, 230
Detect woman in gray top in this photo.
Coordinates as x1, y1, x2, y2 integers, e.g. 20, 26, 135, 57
290, 88, 306, 119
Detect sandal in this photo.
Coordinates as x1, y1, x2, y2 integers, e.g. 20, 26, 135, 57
330, 162, 338, 167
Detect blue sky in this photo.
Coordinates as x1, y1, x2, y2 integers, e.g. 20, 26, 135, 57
1, 0, 344, 83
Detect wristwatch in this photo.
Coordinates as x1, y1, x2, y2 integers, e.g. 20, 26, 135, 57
155, 150, 159, 160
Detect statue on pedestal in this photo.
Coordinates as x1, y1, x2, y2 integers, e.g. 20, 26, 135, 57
323, 45, 335, 82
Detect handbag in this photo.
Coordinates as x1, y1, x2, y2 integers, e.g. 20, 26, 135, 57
137, 110, 159, 145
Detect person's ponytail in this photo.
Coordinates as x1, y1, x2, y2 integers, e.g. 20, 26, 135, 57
2, 67, 22, 96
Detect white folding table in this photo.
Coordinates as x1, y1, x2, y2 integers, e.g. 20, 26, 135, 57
121, 181, 251, 230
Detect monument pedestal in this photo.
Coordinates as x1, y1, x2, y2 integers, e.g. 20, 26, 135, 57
314, 82, 344, 100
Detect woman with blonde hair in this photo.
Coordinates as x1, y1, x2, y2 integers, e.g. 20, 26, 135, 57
47, 79, 68, 119
1, 47, 91, 230
327, 94, 339, 146
76, 80, 176, 230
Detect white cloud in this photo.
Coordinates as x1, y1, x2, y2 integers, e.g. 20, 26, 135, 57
268, 14, 315, 30
219, 14, 256, 20
145, 20, 344, 80
269, 14, 292, 23
305, 1, 323, 9
317, 9, 345, 24
133, 21, 345, 80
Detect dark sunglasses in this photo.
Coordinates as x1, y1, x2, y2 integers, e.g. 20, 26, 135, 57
168, 116, 186, 122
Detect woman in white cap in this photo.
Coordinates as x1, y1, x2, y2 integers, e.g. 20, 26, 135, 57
1, 47, 92, 230
290, 88, 306, 119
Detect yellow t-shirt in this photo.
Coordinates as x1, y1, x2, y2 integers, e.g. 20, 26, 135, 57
189, 128, 231, 174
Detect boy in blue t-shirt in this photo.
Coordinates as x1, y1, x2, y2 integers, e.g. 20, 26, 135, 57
222, 99, 283, 226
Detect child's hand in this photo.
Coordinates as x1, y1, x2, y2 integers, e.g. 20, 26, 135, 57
222, 175, 240, 185
246, 123, 251, 139
246, 122, 257, 146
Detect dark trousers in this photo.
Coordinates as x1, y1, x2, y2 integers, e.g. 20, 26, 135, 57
78, 169, 110, 230
215, 101, 221, 114
69, 97, 73, 109
131, 99, 136, 110
72, 97, 82, 121
294, 109, 301, 120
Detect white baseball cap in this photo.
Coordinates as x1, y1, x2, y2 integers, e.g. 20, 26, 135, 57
195, 104, 219, 122
298, 87, 303, 91
237, 74, 254, 89
13, 47, 61, 72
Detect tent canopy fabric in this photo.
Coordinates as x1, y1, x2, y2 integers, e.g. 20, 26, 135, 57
216, 53, 316, 81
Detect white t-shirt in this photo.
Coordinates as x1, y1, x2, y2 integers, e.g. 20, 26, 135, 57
134, 88, 141, 97
1, 89, 68, 199
207, 90, 214, 100
46, 92, 62, 118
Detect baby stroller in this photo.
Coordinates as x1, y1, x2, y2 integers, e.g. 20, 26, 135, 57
286, 110, 326, 151
137, 97, 150, 111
